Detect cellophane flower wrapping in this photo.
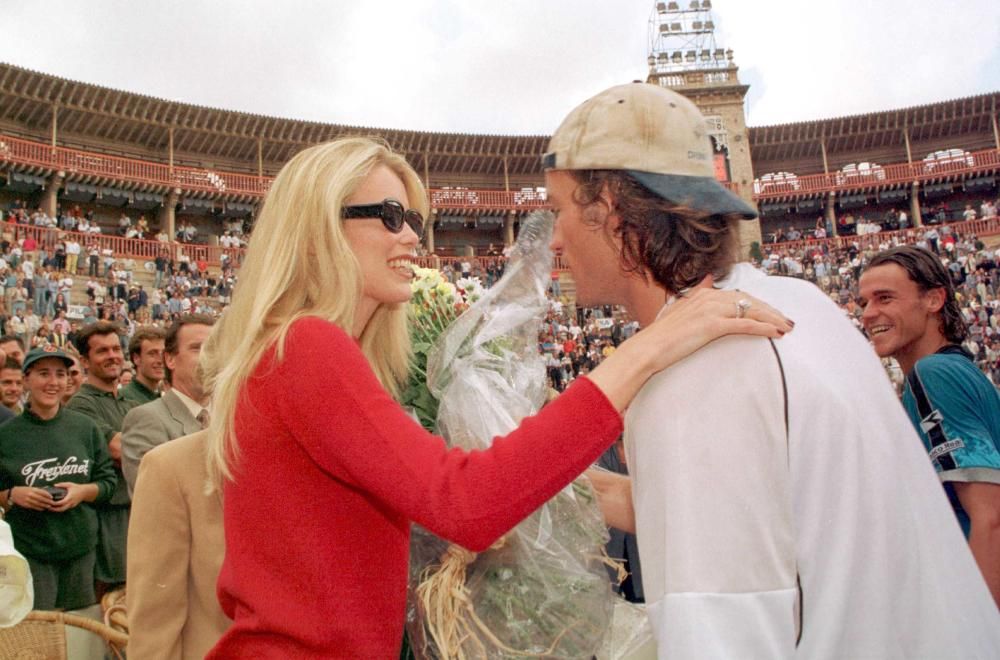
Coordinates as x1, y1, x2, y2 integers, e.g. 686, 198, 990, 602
404, 211, 644, 659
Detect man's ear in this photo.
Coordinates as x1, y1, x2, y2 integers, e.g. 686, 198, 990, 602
923, 287, 947, 314
597, 181, 620, 231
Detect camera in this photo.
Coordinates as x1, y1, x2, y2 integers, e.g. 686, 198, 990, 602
43, 486, 67, 502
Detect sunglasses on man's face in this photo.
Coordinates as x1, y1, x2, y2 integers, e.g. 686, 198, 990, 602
341, 199, 424, 239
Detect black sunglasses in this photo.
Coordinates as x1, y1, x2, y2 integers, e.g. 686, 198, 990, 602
341, 198, 424, 239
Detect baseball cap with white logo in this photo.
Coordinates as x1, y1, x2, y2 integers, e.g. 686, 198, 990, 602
542, 82, 757, 219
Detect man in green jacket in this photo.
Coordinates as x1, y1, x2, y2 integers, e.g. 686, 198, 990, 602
66, 321, 136, 597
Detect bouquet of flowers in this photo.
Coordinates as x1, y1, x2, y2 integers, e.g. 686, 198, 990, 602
402, 269, 485, 432
403, 212, 653, 659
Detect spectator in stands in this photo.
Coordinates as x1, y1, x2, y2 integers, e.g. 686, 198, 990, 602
123, 257, 136, 283
154, 250, 169, 290
52, 309, 70, 337
87, 240, 100, 277
859, 246, 1000, 607
117, 212, 131, 237
62, 209, 78, 232
121, 326, 166, 404
0, 357, 23, 416
149, 288, 163, 320
65, 237, 80, 275
30, 325, 53, 349
67, 321, 138, 598
964, 204, 978, 222
543, 82, 999, 656
0, 335, 25, 366
924, 225, 941, 253
933, 205, 947, 224
121, 314, 213, 495
57, 269, 72, 305
63, 353, 83, 405
0, 346, 117, 611
54, 240, 66, 271
45, 267, 58, 317
21, 236, 36, 265
102, 248, 114, 278
7, 309, 25, 344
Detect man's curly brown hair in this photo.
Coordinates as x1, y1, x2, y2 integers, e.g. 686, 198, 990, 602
568, 170, 742, 293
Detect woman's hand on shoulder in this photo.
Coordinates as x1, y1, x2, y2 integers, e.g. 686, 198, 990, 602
630, 285, 793, 375
583, 284, 792, 412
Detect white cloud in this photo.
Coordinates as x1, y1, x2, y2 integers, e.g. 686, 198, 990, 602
716, 0, 1000, 125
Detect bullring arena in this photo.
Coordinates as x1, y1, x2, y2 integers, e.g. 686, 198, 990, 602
1, 63, 998, 298
1, 0, 1000, 656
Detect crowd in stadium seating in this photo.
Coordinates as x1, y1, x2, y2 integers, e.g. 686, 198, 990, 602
3, 198, 251, 248
2, 195, 998, 392
765, 196, 999, 244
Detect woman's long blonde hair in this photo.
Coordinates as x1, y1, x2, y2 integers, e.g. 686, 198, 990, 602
202, 137, 428, 491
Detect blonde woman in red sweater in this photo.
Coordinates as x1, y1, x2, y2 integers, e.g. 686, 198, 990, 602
201, 137, 790, 658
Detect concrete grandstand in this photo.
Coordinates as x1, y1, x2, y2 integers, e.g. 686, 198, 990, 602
0, 60, 998, 272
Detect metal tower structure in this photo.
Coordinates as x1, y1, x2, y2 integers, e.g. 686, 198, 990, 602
645, 0, 762, 249
647, 0, 733, 77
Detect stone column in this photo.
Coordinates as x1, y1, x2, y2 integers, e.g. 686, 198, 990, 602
158, 188, 180, 239
504, 212, 516, 246
425, 213, 436, 253
910, 182, 922, 228
40, 171, 65, 219
825, 191, 838, 237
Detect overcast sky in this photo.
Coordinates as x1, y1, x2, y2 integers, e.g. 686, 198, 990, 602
1, 0, 998, 135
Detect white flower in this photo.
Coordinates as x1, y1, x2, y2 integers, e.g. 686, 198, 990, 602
455, 277, 484, 297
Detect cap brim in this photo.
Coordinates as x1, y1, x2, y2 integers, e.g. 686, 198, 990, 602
22, 355, 75, 373
627, 170, 758, 220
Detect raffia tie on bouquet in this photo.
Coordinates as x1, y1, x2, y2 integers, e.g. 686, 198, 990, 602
415, 537, 580, 660
415, 535, 629, 660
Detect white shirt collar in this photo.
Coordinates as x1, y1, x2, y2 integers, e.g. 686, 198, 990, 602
171, 387, 207, 419
653, 262, 765, 323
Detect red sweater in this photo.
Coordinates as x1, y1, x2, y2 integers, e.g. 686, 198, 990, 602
207, 317, 623, 659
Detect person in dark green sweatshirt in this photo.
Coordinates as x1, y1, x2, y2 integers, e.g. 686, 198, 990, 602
0, 346, 116, 610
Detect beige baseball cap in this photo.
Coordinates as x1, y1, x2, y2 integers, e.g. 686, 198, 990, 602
542, 82, 757, 219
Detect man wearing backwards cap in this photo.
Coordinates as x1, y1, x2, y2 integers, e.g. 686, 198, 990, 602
545, 82, 1000, 658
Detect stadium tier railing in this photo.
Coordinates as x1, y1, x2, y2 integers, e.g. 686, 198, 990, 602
754, 149, 1000, 200
764, 216, 1000, 254
0, 134, 548, 211
5, 215, 995, 275
5, 133, 997, 209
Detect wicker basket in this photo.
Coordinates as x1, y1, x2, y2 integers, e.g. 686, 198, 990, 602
0, 610, 128, 660
100, 587, 129, 635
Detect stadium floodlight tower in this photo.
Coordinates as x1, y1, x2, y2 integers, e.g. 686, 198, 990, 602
646, 0, 761, 248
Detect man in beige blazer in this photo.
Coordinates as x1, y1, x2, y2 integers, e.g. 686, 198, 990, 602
126, 431, 229, 659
